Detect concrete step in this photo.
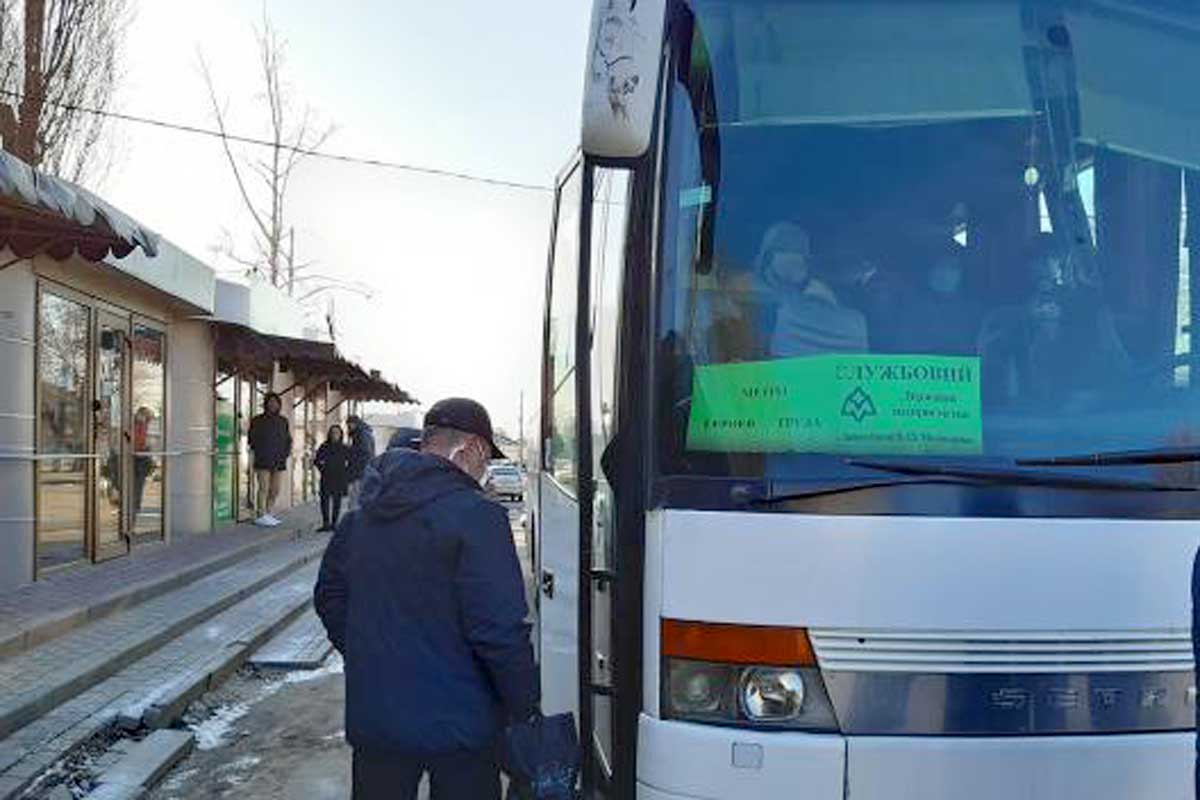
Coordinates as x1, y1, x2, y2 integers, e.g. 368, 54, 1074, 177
0, 560, 323, 800
247, 609, 333, 671
83, 730, 194, 800
0, 507, 319, 662
0, 534, 328, 742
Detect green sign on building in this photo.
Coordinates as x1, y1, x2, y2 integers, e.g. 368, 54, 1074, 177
687, 354, 983, 456
213, 399, 236, 521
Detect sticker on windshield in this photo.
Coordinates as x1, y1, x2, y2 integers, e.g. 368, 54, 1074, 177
686, 354, 983, 455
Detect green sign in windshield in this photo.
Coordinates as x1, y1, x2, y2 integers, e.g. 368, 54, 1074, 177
687, 354, 983, 455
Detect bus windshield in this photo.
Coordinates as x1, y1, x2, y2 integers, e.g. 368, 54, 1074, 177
656, 0, 1200, 494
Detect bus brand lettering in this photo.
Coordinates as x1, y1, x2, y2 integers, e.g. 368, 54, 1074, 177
987, 686, 1192, 712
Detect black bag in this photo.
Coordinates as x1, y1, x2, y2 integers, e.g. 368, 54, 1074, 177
502, 712, 580, 800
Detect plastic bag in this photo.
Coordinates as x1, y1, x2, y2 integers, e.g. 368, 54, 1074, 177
502, 712, 580, 800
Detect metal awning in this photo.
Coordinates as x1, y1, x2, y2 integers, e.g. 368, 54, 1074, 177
0, 150, 159, 262
212, 320, 415, 404
213, 320, 336, 379
333, 370, 415, 404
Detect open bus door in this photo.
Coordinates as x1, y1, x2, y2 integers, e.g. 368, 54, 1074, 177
582, 165, 630, 794
539, 159, 584, 725
542, 140, 654, 798
540, 155, 643, 798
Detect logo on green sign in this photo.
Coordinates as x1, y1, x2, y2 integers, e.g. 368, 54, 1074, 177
687, 354, 983, 456
841, 386, 878, 423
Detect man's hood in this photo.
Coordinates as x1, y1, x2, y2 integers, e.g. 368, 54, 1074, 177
359, 448, 478, 521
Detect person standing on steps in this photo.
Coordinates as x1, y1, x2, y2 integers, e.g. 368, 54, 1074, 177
346, 414, 377, 508
248, 392, 291, 528
315, 398, 537, 800
314, 424, 353, 532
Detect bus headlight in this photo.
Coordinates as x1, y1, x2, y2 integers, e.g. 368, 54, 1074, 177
664, 659, 839, 731
668, 660, 731, 716
740, 667, 805, 722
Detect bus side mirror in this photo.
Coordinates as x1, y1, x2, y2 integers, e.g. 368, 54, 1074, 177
581, 0, 667, 159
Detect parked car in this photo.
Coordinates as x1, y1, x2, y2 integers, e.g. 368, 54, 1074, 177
486, 462, 524, 501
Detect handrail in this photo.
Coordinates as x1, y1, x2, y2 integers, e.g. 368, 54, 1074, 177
0, 449, 221, 461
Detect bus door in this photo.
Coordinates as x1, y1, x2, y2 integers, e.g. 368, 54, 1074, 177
583, 165, 630, 789
539, 160, 584, 720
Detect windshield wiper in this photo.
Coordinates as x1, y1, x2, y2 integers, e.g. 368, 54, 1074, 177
1017, 447, 1200, 467
845, 458, 1193, 493
743, 476, 990, 506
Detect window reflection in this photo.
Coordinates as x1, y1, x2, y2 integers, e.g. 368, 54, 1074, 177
37, 292, 89, 570
131, 324, 165, 543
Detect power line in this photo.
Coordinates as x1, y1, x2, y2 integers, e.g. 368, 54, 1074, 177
0, 89, 553, 193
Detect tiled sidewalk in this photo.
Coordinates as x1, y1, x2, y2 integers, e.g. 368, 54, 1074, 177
0, 505, 320, 660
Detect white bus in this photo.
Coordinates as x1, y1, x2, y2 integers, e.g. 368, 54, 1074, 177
534, 1, 1200, 798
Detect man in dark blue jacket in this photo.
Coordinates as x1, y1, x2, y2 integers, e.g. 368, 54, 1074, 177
345, 415, 377, 509
315, 398, 536, 800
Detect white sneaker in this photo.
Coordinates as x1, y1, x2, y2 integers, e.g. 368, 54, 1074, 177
265, 514, 283, 527
254, 515, 274, 527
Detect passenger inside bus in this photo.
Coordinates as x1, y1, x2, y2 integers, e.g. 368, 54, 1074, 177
901, 242, 984, 356
836, 236, 983, 357
757, 221, 869, 358
978, 235, 1130, 410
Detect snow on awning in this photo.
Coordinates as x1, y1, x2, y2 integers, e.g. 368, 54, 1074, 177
0, 149, 158, 262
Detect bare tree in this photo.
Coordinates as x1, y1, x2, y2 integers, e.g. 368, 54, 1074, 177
201, 10, 333, 289
0, 0, 128, 184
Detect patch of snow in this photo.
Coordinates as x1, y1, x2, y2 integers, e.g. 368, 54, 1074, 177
190, 702, 250, 750
283, 652, 344, 685
160, 768, 198, 791
221, 755, 262, 772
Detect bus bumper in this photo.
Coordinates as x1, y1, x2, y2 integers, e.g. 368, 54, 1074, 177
637, 714, 844, 799
637, 715, 1194, 799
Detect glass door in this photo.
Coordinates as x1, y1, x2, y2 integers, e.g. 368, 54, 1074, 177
93, 311, 130, 559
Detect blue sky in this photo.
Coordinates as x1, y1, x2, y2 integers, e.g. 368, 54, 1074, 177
103, 0, 595, 432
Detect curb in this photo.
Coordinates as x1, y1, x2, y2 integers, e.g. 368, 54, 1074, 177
139, 599, 314, 731
84, 729, 195, 800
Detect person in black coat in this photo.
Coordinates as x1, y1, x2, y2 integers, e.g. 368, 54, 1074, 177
247, 392, 291, 527
315, 398, 535, 800
314, 425, 352, 532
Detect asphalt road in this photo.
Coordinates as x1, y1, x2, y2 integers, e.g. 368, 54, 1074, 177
146, 500, 531, 800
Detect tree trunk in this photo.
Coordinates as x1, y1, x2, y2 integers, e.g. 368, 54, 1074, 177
15, 0, 46, 164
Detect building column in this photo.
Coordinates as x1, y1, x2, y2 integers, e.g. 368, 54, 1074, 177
168, 320, 215, 539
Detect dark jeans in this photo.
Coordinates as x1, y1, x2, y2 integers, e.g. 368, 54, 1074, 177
132, 456, 154, 518
321, 490, 345, 529
351, 748, 500, 800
